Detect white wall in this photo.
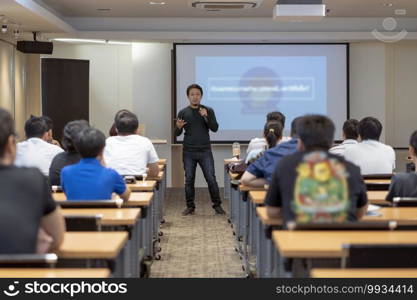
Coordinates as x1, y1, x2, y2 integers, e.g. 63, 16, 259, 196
43, 43, 133, 133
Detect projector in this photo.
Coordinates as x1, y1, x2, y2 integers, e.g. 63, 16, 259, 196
273, 0, 326, 22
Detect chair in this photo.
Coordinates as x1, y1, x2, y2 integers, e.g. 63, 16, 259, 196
342, 244, 417, 268
64, 215, 102, 231
58, 199, 123, 208
364, 174, 392, 191
392, 197, 417, 207
0, 253, 57, 268
287, 221, 397, 231
362, 174, 393, 180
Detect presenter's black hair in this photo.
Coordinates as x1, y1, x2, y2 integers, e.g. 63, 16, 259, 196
186, 84, 203, 96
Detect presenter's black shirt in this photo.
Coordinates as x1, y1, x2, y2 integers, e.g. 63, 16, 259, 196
175, 105, 218, 152
0, 165, 57, 254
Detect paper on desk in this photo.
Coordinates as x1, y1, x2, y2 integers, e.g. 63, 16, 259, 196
367, 204, 381, 212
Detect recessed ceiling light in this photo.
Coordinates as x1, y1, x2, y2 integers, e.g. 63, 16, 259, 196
149, 1, 166, 5
383, 3, 393, 7
97, 8, 112, 12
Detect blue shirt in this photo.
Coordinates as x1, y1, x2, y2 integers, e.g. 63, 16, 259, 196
61, 158, 126, 200
246, 138, 298, 183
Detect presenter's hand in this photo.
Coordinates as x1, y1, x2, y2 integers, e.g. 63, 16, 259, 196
176, 118, 187, 129
199, 108, 208, 117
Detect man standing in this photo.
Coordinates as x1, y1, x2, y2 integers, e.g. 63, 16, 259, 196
175, 84, 225, 216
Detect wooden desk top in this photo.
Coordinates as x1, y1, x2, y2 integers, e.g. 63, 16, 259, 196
249, 191, 267, 205
239, 184, 266, 192
127, 180, 156, 191
311, 268, 417, 278
151, 139, 167, 144
57, 232, 128, 259
224, 158, 239, 165
229, 172, 240, 180
62, 208, 141, 226
0, 268, 110, 278
364, 207, 417, 225
365, 179, 391, 185
367, 191, 390, 205
158, 165, 165, 171
53, 193, 66, 201
125, 192, 153, 207
148, 171, 164, 181
158, 159, 167, 165
272, 230, 417, 258
256, 207, 282, 226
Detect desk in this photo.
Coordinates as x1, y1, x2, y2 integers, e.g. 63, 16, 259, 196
127, 181, 156, 192
223, 158, 238, 202
365, 179, 391, 185
365, 179, 391, 191
364, 207, 417, 225
367, 191, 390, 206
61, 208, 141, 226
249, 191, 267, 205
53, 193, 66, 201
158, 159, 167, 165
57, 232, 128, 277
310, 268, 417, 278
151, 139, 167, 144
0, 268, 110, 278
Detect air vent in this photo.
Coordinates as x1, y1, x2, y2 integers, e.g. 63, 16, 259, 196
191, 1, 263, 10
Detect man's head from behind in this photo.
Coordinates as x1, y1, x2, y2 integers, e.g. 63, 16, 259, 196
343, 119, 359, 140
358, 117, 382, 141
115, 111, 139, 136
297, 115, 335, 151
76, 127, 106, 159
290, 117, 302, 138
24, 115, 48, 140
62, 120, 90, 153
266, 111, 286, 128
0, 108, 16, 164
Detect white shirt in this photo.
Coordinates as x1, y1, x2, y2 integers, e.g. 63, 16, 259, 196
246, 136, 291, 155
15, 137, 64, 176
329, 139, 358, 156
104, 135, 159, 175
343, 140, 396, 175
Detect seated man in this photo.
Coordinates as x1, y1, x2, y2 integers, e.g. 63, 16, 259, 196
104, 111, 159, 177
265, 115, 368, 226
386, 130, 417, 202
344, 117, 395, 175
42, 116, 61, 147
15, 115, 63, 176
329, 119, 359, 156
246, 111, 291, 156
61, 127, 131, 201
0, 108, 65, 254
241, 117, 300, 187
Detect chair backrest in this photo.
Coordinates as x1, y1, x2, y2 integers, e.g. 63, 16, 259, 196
59, 199, 123, 208
64, 215, 102, 231
362, 174, 393, 180
342, 244, 417, 268
287, 221, 397, 231
392, 197, 417, 207
0, 253, 57, 268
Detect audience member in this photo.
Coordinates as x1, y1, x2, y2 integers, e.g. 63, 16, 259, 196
265, 115, 368, 226
329, 119, 359, 156
0, 108, 65, 254
61, 127, 131, 201
15, 116, 63, 176
245, 121, 283, 163
42, 116, 61, 147
344, 117, 395, 175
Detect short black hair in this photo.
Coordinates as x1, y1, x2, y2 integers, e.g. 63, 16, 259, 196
24, 115, 48, 138
76, 128, 106, 158
186, 84, 203, 96
297, 115, 335, 151
61, 120, 90, 152
343, 119, 359, 140
42, 116, 53, 131
358, 117, 382, 141
290, 117, 302, 137
410, 131, 417, 155
263, 121, 283, 149
0, 108, 15, 158
115, 111, 139, 135
266, 111, 286, 127
114, 109, 131, 122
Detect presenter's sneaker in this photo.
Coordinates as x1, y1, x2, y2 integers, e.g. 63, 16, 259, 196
182, 207, 195, 216
214, 206, 226, 215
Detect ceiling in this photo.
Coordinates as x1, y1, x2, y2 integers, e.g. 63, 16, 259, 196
37, 0, 417, 18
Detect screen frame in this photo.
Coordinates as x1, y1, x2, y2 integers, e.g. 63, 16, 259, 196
172, 42, 350, 145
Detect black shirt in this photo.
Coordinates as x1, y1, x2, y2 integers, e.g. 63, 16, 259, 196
386, 173, 417, 202
175, 105, 218, 152
49, 152, 81, 186
265, 151, 367, 225
0, 165, 57, 254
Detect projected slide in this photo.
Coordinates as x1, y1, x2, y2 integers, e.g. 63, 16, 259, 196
175, 44, 347, 142
196, 56, 326, 131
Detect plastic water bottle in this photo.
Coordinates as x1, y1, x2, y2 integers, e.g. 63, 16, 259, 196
232, 142, 241, 159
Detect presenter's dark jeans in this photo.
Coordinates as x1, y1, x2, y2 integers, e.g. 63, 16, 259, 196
183, 149, 222, 209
